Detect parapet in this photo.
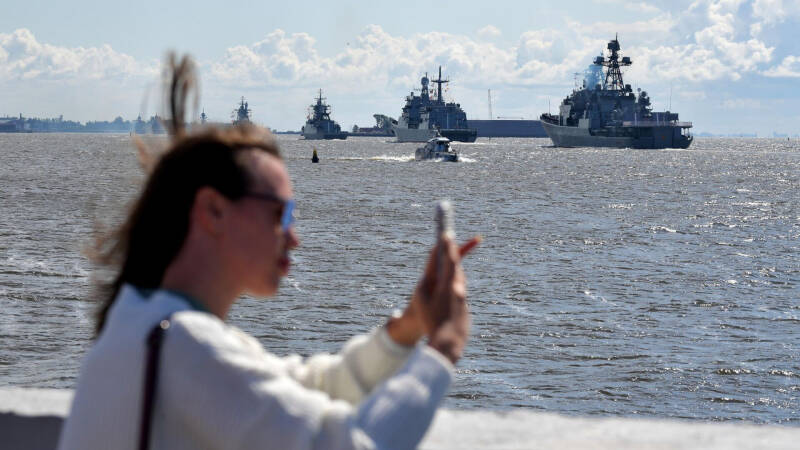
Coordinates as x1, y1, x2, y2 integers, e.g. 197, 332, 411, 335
2, 388, 798, 450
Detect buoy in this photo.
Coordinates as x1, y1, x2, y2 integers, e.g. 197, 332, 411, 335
312, 148, 319, 163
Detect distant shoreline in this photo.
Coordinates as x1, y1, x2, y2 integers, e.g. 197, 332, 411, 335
1, 130, 796, 139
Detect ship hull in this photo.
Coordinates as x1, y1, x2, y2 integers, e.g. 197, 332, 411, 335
392, 126, 477, 143
393, 126, 435, 142
302, 132, 348, 140
301, 124, 347, 140
415, 148, 458, 162
541, 121, 692, 149
467, 120, 547, 138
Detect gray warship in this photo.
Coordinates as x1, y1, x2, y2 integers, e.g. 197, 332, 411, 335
392, 66, 477, 143
540, 36, 692, 149
233, 97, 251, 125
301, 90, 348, 140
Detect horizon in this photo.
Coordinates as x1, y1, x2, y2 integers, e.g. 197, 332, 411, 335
2, 0, 799, 135
2, 112, 797, 138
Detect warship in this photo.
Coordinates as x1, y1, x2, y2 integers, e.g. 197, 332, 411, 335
232, 97, 252, 125
540, 36, 693, 149
301, 90, 348, 140
392, 66, 477, 143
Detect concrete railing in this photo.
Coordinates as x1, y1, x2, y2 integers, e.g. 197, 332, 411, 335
1, 388, 73, 450
2, 387, 799, 449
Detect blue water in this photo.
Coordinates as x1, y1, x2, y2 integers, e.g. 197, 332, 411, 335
1, 133, 798, 423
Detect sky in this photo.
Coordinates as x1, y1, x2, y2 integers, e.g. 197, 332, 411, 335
1, 0, 799, 135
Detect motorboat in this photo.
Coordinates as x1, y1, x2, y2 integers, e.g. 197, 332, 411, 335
415, 136, 458, 162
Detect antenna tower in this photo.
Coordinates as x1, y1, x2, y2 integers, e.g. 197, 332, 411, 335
431, 66, 449, 103
488, 89, 493, 120
595, 34, 631, 91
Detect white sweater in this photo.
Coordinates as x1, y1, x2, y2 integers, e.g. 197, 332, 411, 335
58, 285, 453, 450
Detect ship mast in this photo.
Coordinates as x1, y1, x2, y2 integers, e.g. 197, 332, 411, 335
431, 66, 449, 103
595, 34, 631, 91
311, 89, 331, 121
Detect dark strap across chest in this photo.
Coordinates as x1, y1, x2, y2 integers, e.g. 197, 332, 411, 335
138, 317, 171, 450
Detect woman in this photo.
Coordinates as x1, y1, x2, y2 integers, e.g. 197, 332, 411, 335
58, 55, 479, 450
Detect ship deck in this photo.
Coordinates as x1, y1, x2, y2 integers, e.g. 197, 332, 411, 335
621, 121, 693, 128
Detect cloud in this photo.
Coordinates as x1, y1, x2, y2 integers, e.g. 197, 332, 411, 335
278, 2, 777, 89
751, 0, 800, 24
763, 55, 800, 77
693, 0, 774, 70
4, 0, 786, 95
477, 25, 501, 39
593, 0, 664, 14
211, 25, 522, 91
0, 28, 155, 82
206, 0, 786, 100
579, 16, 676, 36
721, 98, 763, 109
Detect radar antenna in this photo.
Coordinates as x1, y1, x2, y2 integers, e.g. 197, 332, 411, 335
594, 34, 632, 91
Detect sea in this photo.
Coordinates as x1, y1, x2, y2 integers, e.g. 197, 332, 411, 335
1, 133, 798, 424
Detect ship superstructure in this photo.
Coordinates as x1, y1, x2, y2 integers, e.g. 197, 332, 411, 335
392, 66, 477, 143
233, 97, 252, 125
301, 90, 348, 140
540, 36, 692, 149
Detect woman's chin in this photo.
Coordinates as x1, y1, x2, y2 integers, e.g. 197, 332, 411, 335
248, 280, 279, 297
278, 257, 290, 275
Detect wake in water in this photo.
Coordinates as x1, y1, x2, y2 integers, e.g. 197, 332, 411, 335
319, 155, 415, 162
329, 154, 476, 163
409, 154, 477, 163
369, 155, 415, 162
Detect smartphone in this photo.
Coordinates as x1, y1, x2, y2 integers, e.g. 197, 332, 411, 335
435, 200, 454, 240
436, 200, 454, 277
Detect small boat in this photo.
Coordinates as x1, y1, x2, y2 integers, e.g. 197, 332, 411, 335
415, 136, 458, 162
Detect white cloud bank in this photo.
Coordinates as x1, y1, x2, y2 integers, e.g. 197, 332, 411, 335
0, 29, 156, 82
752, 0, 800, 24
2, 0, 794, 91
477, 25, 501, 39
763, 55, 800, 76
208, 0, 790, 92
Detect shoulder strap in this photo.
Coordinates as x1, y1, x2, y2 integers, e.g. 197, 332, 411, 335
138, 317, 172, 450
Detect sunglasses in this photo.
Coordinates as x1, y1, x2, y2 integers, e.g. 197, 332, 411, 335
242, 192, 296, 231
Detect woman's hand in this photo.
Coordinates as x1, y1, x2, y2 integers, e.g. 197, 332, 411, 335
385, 298, 424, 347
387, 236, 480, 363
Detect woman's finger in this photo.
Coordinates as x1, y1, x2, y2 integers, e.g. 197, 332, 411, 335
459, 235, 482, 258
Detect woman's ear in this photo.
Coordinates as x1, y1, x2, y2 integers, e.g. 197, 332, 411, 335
192, 187, 227, 236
